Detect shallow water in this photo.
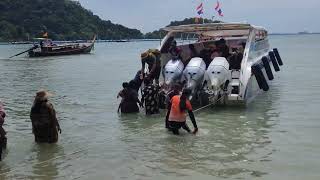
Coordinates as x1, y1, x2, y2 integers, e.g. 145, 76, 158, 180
0, 35, 319, 179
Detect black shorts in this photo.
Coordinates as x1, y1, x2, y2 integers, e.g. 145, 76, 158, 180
168, 121, 185, 129
168, 121, 191, 135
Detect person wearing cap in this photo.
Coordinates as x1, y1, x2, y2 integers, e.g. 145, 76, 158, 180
30, 90, 61, 143
166, 88, 198, 135
140, 49, 162, 85
0, 102, 7, 160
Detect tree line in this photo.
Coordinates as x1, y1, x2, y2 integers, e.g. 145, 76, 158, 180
0, 0, 143, 41
0, 0, 221, 41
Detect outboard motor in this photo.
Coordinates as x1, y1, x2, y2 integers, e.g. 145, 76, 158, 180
163, 59, 184, 87
182, 57, 206, 96
205, 57, 231, 96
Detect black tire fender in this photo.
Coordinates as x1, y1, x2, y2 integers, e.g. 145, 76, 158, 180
252, 64, 269, 91
262, 56, 274, 80
269, 51, 280, 72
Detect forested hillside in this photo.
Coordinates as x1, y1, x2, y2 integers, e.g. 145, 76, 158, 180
0, 0, 143, 41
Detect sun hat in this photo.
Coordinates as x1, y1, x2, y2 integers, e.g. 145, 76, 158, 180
35, 90, 53, 101
141, 51, 149, 59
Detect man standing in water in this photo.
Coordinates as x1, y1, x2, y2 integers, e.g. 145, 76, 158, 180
30, 90, 61, 143
166, 89, 198, 135
165, 83, 181, 129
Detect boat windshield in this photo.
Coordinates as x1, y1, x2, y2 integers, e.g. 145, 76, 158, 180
247, 30, 270, 62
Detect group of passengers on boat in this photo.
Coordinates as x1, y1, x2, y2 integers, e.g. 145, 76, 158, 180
196, 38, 245, 70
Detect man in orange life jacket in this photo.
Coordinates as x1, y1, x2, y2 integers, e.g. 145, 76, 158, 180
165, 83, 181, 129
166, 88, 198, 135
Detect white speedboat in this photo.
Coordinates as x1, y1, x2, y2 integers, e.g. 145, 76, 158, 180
158, 23, 283, 105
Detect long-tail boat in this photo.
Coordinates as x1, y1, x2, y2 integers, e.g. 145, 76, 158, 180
27, 35, 96, 57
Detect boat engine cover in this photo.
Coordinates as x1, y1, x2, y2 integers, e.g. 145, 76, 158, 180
183, 57, 206, 92
205, 57, 231, 91
164, 59, 184, 86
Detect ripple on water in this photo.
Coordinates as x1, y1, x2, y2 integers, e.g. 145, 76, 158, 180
2, 37, 319, 179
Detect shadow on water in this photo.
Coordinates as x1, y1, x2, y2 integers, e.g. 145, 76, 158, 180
1, 143, 64, 180
30, 143, 64, 179
118, 111, 166, 133
114, 88, 280, 179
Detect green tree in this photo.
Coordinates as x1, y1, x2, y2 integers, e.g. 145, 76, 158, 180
0, 0, 143, 41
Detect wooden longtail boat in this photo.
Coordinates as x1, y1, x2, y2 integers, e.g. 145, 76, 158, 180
28, 36, 96, 57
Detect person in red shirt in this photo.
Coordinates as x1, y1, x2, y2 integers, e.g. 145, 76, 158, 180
166, 89, 198, 135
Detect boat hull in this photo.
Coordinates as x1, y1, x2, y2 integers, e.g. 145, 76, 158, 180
28, 44, 94, 57
226, 59, 275, 105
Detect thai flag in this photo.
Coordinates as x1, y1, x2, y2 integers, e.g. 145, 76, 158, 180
196, 3, 204, 15
215, 1, 223, 17
214, 1, 220, 11
217, 9, 223, 17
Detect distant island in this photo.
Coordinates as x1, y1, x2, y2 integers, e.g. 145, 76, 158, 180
0, 0, 143, 41
269, 32, 320, 36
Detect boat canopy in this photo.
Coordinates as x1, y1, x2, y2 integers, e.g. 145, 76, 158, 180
162, 23, 267, 38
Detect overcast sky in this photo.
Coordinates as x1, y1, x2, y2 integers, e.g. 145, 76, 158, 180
78, 0, 320, 33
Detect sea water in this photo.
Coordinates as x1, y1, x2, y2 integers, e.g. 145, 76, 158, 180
0, 35, 319, 179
